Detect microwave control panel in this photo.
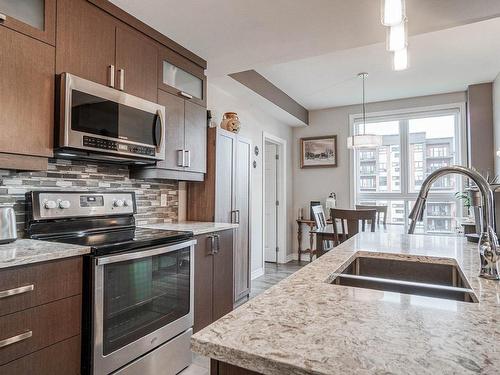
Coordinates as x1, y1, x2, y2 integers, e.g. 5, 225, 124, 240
83, 136, 155, 156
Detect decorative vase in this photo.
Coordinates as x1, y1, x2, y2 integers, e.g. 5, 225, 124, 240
220, 112, 241, 133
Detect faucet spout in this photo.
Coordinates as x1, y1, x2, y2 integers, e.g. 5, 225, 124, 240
407, 165, 500, 280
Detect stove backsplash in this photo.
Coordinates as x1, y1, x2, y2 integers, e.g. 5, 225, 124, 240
0, 159, 178, 237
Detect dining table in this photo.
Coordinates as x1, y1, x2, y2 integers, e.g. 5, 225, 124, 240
311, 223, 403, 257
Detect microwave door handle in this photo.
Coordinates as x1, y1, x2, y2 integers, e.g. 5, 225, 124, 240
155, 110, 164, 150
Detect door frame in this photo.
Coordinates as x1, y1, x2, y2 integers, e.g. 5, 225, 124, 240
261, 132, 287, 270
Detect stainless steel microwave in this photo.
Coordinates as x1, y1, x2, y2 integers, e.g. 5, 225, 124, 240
57, 73, 165, 164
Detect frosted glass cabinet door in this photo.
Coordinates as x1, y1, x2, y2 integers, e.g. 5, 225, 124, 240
0, 0, 55, 45
163, 61, 203, 100
158, 47, 206, 106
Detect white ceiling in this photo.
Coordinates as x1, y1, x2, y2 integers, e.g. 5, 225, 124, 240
258, 17, 500, 109
110, 0, 500, 114
110, 0, 500, 76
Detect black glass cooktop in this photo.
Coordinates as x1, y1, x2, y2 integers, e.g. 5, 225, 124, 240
41, 227, 193, 256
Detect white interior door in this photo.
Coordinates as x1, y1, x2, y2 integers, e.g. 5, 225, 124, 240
264, 142, 278, 263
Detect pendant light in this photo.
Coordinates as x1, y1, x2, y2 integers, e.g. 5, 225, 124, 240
393, 47, 409, 71
387, 19, 407, 52
381, 0, 406, 26
347, 73, 383, 149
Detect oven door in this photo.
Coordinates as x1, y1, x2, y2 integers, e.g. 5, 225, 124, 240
59, 73, 165, 161
92, 240, 195, 375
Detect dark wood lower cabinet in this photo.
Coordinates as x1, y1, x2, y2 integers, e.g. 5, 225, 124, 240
0, 257, 83, 373
0, 335, 81, 375
211, 360, 261, 375
194, 230, 234, 333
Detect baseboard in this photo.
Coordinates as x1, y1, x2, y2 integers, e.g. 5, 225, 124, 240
286, 253, 297, 262
251, 267, 265, 280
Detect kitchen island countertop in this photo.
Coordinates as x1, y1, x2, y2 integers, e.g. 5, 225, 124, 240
192, 232, 499, 375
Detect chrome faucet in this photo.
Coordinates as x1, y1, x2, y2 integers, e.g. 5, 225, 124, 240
408, 165, 500, 280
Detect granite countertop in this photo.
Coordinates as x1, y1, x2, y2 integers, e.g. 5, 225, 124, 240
140, 221, 238, 235
0, 239, 91, 269
192, 232, 500, 374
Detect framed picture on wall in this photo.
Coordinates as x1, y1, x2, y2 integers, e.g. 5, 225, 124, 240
300, 135, 338, 168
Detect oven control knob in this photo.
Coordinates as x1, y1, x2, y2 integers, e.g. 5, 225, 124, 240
124, 199, 133, 207
59, 200, 71, 209
113, 199, 124, 207
44, 200, 57, 209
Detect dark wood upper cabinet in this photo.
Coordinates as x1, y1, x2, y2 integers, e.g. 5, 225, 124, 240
133, 89, 207, 181
0, 26, 54, 159
115, 27, 158, 102
185, 101, 208, 174
0, 0, 56, 45
158, 46, 206, 107
157, 90, 185, 171
56, 0, 116, 86
57, 1, 161, 101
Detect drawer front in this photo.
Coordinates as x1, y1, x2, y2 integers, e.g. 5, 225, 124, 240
0, 295, 81, 365
0, 335, 81, 375
0, 257, 82, 317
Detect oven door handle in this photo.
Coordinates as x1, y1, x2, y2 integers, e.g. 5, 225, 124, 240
96, 239, 197, 265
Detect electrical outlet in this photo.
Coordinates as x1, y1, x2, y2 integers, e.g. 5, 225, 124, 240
160, 194, 167, 207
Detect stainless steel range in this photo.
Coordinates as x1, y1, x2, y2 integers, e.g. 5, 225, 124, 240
26, 191, 195, 375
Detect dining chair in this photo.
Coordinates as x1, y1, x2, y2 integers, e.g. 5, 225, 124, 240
312, 205, 328, 228
356, 204, 388, 227
311, 205, 333, 252
330, 208, 377, 246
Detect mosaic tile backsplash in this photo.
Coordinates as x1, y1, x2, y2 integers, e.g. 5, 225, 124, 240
0, 159, 179, 237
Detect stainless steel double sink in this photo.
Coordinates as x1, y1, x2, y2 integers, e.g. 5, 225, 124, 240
331, 255, 477, 303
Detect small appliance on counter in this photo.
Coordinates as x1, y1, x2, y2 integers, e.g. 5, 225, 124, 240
25, 191, 194, 375
0, 206, 17, 244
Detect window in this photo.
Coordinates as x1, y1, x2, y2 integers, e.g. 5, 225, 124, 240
352, 107, 463, 234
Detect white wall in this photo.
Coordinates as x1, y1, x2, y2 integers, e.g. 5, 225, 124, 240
208, 82, 295, 275
493, 73, 500, 175
292, 91, 466, 254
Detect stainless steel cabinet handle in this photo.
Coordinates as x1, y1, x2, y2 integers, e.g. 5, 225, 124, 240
0, 13, 6, 22
118, 68, 125, 91
208, 234, 215, 255
179, 91, 193, 99
177, 150, 185, 167
184, 150, 191, 168
214, 234, 220, 254
0, 284, 34, 299
0, 331, 32, 349
108, 65, 115, 88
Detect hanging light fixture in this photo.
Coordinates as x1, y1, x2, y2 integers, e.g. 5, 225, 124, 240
381, 0, 406, 26
387, 19, 407, 51
347, 73, 383, 149
393, 47, 409, 71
